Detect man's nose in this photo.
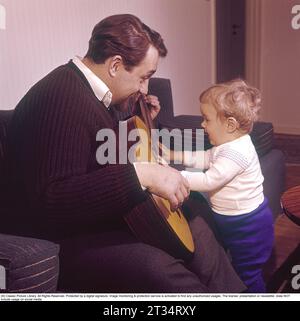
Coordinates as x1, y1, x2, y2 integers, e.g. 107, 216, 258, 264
139, 79, 149, 95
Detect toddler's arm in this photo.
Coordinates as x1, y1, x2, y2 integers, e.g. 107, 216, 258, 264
183, 150, 211, 170
181, 155, 244, 192
160, 144, 211, 170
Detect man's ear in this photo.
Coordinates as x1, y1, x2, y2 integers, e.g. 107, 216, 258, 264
108, 55, 123, 77
227, 117, 239, 133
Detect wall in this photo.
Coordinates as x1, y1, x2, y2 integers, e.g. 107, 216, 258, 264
246, 0, 300, 135
0, 0, 214, 116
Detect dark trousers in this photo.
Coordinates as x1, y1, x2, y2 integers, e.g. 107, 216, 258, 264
58, 197, 246, 293
213, 198, 274, 293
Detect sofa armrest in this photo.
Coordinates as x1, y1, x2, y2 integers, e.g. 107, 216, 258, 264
0, 234, 60, 293
259, 149, 286, 220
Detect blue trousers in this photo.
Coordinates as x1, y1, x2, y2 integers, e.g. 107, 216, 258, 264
213, 198, 274, 293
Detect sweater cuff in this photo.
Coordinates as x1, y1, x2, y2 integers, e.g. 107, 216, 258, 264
180, 170, 188, 179
133, 162, 147, 191
116, 164, 147, 209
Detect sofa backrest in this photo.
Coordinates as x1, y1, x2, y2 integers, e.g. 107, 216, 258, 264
149, 77, 175, 124
0, 110, 14, 177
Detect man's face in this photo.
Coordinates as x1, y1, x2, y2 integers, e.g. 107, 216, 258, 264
112, 45, 159, 104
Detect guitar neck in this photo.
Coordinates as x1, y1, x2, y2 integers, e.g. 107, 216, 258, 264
138, 95, 155, 130
137, 95, 165, 163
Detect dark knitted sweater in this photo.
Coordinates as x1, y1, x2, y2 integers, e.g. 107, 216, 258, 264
5, 61, 147, 238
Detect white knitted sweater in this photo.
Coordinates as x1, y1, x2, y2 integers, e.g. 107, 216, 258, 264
181, 134, 264, 215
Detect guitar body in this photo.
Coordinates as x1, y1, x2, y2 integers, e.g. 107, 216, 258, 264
122, 96, 195, 260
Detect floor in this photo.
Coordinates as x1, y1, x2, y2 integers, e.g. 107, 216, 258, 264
264, 163, 300, 293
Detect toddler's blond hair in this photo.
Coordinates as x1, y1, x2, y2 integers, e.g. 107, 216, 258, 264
200, 79, 261, 133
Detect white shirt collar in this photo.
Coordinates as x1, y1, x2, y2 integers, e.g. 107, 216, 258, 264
72, 56, 112, 108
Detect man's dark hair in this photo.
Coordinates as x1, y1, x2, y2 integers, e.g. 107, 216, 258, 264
85, 14, 167, 70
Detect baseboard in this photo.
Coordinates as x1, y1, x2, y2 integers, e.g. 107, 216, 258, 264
273, 125, 300, 135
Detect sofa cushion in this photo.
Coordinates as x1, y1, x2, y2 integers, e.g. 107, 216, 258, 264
159, 115, 274, 157
0, 234, 60, 292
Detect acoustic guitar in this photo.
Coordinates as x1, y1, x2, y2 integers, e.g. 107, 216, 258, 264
122, 94, 195, 260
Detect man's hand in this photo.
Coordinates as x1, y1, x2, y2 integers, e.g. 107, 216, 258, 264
145, 95, 161, 120
134, 163, 190, 211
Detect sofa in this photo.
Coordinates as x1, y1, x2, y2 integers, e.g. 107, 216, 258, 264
0, 77, 286, 292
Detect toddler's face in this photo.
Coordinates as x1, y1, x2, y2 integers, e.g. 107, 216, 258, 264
200, 103, 228, 146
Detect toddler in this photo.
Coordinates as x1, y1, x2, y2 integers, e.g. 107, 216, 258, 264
173, 79, 274, 293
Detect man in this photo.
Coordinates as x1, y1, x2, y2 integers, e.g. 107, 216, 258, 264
5, 14, 245, 292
